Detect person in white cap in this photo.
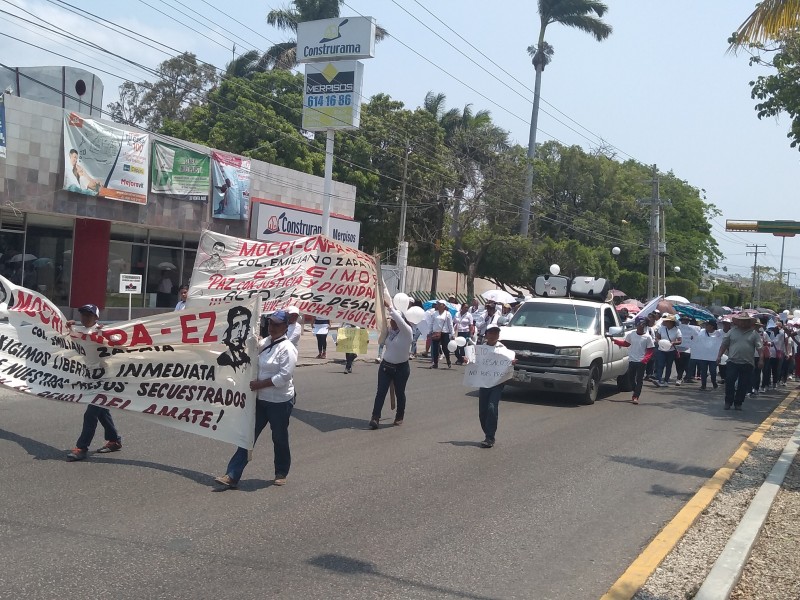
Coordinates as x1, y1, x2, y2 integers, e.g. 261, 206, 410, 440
66, 304, 123, 462
285, 306, 301, 347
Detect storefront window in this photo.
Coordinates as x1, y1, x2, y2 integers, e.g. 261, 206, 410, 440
24, 214, 74, 305
110, 223, 147, 244
147, 246, 182, 308
106, 241, 146, 308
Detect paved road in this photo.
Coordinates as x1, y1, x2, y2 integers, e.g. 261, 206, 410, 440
0, 361, 785, 600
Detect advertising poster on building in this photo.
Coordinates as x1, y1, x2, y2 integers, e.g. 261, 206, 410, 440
211, 151, 250, 220
0, 94, 6, 159
0, 275, 257, 449
62, 113, 150, 205
251, 200, 360, 248
188, 230, 378, 328
151, 140, 210, 202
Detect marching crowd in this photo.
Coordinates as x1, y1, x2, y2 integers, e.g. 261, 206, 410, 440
614, 307, 799, 409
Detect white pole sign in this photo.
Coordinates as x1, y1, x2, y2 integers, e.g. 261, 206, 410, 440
296, 16, 376, 63
119, 273, 142, 320
302, 61, 364, 131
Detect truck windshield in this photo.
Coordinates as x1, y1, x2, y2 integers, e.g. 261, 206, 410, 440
508, 303, 600, 334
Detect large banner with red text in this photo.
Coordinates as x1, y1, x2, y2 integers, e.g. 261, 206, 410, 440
0, 276, 257, 448
188, 231, 379, 329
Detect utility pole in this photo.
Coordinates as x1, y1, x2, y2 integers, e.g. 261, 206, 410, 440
429, 194, 445, 300
786, 270, 796, 310
746, 244, 766, 308
397, 146, 410, 293
639, 165, 669, 298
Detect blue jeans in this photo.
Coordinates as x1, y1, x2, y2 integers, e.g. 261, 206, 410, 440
225, 399, 293, 482
76, 405, 121, 451
372, 360, 410, 419
655, 349, 676, 383
478, 384, 503, 441
725, 361, 753, 407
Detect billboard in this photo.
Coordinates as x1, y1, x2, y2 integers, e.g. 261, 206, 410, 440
251, 200, 360, 248
151, 140, 210, 202
302, 61, 364, 131
211, 151, 250, 220
296, 16, 376, 63
62, 112, 149, 205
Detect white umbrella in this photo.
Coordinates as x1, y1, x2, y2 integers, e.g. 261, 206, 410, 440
638, 295, 663, 318
482, 289, 515, 304
158, 261, 177, 270
665, 295, 690, 304
8, 253, 36, 263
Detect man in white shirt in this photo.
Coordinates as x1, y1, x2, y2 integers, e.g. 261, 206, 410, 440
613, 316, 655, 404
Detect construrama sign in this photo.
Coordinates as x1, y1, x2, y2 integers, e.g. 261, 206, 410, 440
296, 16, 376, 63
251, 201, 360, 248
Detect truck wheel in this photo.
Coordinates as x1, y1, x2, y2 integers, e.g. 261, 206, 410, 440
617, 372, 633, 393
581, 365, 601, 405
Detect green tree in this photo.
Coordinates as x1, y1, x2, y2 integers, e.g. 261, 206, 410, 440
108, 53, 217, 131
731, 0, 800, 48
163, 71, 324, 174
264, 0, 387, 70
747, 36, 800, 150
521, 0, 612, 236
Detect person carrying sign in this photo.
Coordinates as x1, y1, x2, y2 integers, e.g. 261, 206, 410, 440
66, 304, 123, 462
369, 299, 413, 430
476, 324, 516, 448
215, 310, 297, 489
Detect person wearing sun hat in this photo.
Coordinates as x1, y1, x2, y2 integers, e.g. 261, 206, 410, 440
215, 309, 297, 489
66, 304, 124, 462
717, 312, 763, 411
653, 313, 682, 387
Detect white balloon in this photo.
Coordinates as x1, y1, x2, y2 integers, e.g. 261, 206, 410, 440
404, 306, 426, 325
447, 340, 458, 352
549, 264, 560, 276
393, 292, 410, 313
794, 310, 800, 319
455, 336, 467, 347
719, 353, 728, 366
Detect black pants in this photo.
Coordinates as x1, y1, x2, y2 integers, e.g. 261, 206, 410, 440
345, 353, 356, 369
431, 333, 451, 367
628, 361, 646, 397
316, 333, 327, 354
372, 361, 410, 419
76, 405, 121, 451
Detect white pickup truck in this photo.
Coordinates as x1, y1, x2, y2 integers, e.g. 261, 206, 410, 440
499, 278, 630, 405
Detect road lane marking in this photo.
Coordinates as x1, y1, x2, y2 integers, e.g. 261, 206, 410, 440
600, 390, 799, 600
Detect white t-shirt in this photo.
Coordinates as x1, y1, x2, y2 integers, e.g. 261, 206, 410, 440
624, 330, 655, 363
454, 311, 474, 333
691, 329, 722, 362
657, 324, 681, 351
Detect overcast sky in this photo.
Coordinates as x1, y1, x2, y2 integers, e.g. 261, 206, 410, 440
2, 1, 798, 281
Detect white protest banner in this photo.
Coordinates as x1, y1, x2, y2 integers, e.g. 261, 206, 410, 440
63, 113, 149, 205
0, 275, 257, 449
335, 327, 368, 354
188, 230, 379, 328
462, 344, 516, 388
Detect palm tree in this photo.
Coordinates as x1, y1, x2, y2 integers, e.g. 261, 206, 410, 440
224, 50, 262, 78
264, 0, 387, 70
520, 0, 612, 237
731, 0, 800, 48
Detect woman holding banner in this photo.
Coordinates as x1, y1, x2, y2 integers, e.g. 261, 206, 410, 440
215, 310, 297, 489
369, 299, 413, 430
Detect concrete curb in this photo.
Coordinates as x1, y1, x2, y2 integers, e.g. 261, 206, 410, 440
694, 419, 800, 600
